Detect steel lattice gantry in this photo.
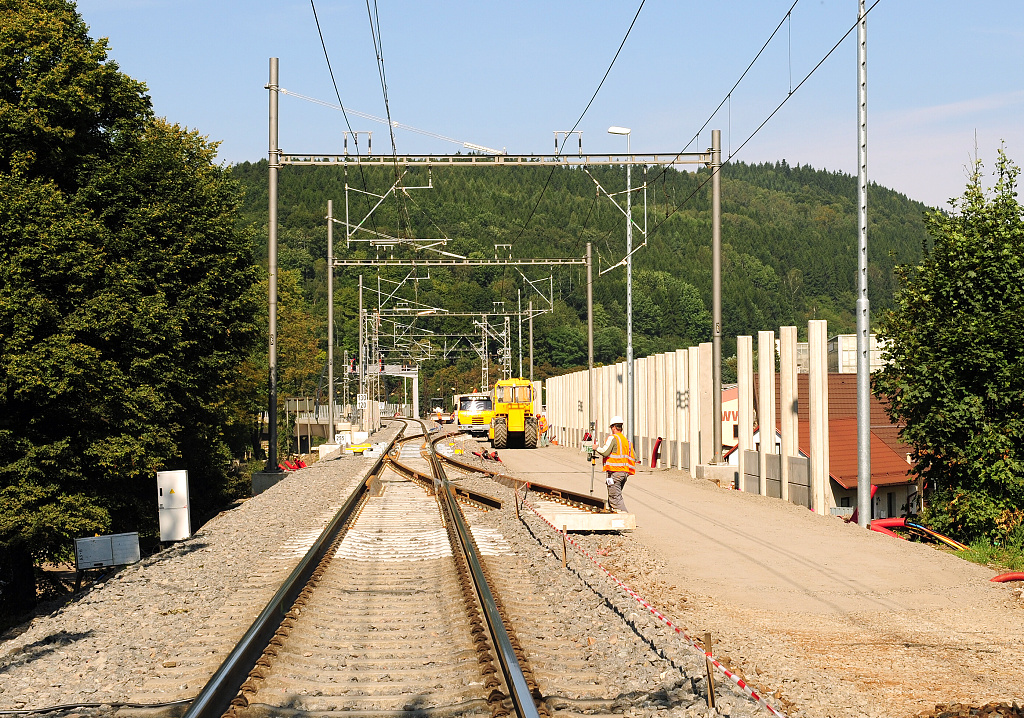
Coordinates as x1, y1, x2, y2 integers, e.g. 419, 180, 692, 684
279, 152, 711, 168
264, 57, 719, 472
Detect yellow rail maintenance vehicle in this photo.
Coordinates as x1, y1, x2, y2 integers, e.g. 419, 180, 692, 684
454, 393, 494, 438
489, 378, 539, 449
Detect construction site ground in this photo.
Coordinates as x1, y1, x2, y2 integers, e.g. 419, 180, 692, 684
488, 441, 1023, 718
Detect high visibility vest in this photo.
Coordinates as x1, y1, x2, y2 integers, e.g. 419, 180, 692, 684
602, 433, 636, 475
538, 416, 548, 434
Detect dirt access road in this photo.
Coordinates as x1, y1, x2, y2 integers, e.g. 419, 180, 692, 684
492, 442, 1023, 718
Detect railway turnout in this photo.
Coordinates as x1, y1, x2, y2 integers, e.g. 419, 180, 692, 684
0, 420, 779, 718
1, 424, 1018, 718
174, 419, 756, 718
183, 420, 540, 718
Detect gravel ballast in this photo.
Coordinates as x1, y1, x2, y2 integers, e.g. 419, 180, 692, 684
0, 424, 399, 711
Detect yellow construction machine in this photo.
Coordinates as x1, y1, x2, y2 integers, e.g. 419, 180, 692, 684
488, 378, 538, 449
454, 392, 493, 438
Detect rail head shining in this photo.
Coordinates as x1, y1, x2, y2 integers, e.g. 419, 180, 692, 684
426, 425, 541, 718
181, 420, 405, 718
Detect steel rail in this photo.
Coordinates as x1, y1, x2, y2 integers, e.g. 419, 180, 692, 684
438, 449, 608, 512
181, 421, 405, 718
387, 446, 503, 511
423, 424, 542, 718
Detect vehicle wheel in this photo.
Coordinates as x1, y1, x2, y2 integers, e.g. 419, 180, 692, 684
492, 418, 508, 449
524, 416, 538, 449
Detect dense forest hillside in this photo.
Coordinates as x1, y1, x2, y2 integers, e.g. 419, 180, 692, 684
230, 159, 931, 402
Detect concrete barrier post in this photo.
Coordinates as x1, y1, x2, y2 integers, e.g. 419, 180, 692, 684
616, 361, 625, 445
687, 346, 700, 475
808, 319, 830, 515
577, 370, 583, 447
651, 353, 659, 451
757, 331, 776, 496
637, 357, 647, 462
737, 336, 754, 490
698, 342, 713, 466
598, 365, 606, 444
676, 349, 688, 470
551, 376, 557, 443
648, 355, 658, 464
557, 376, 564, 445
779, 326, 798, 503
574, 369, 579, 441
643, 356, 651, 462
663, 351, 676, 468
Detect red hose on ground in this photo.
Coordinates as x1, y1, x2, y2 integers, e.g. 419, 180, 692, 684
651, 437, 662, 468
869, 524, 905, 540
990, 572, 1024, 583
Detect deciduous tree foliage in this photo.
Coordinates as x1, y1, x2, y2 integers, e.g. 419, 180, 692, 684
875, 150, 1024, 542
0, 0, 259, 613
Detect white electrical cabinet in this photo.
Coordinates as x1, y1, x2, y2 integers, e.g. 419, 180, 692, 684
74, 532, 141, 570
157, 469, 191, 541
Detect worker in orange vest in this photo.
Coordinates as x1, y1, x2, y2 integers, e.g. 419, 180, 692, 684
594, 415, 635, 512
537, 413, 548, 439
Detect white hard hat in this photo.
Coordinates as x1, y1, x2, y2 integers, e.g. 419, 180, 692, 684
609, 415, 624, 427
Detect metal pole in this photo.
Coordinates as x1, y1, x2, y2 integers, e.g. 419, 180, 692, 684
481, 315, 488, 391
529, 300, 534, 383
327, 200, 335, 445
711, 129, 723, 464
358, 275, 365, 429
265, 57, 281, 473
587, 242, 595, 495
503, 316, 511, 379
625, 133, 635, 450
856, 0, 872, 528
518, 288, 523, 378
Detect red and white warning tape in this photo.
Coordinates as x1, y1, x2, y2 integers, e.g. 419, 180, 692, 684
516, 488, 787, 718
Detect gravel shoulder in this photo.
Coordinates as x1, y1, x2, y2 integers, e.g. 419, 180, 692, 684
0, 423, 400, 710
493, 442, 1024, 718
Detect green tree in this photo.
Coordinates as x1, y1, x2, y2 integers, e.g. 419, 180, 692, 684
875, 149, 1024, 542
0, 0, 258, 614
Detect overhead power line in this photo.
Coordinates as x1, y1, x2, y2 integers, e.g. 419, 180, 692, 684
646, 0, 885, 241
310, 0, 382, 238
277, 89, 504, 155
510, 0, 647, 249
310, 1, 361, 152
681, 0, 801, 156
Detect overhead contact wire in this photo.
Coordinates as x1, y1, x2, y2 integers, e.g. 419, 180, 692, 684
647, 0, 884, 240
310, 0, 382, 240
510, 0, 647, 250
364, 0, 412, 242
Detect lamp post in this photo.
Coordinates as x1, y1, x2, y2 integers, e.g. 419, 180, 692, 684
608, 126, 634, 449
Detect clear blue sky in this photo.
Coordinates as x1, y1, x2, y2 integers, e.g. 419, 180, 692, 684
76, 0, 1023, 209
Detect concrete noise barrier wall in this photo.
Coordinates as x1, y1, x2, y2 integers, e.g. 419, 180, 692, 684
544, 320, 833, 515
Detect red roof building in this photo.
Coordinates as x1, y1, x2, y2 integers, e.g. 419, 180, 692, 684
752, 373, 917, 517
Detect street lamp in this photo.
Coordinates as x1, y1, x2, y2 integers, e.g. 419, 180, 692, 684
608, 126, 635, 450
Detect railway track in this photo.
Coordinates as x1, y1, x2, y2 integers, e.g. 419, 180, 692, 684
178, 420, 758, 718
182, 420, 540, 718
